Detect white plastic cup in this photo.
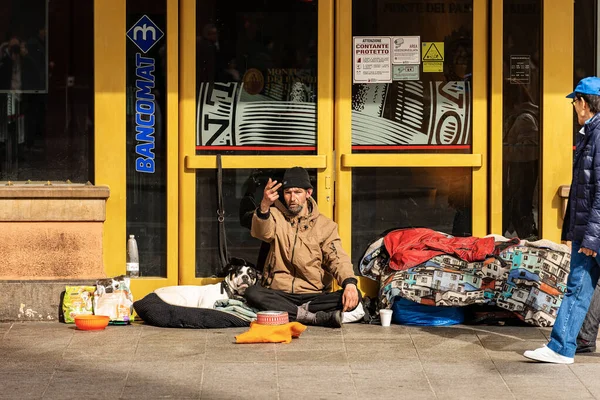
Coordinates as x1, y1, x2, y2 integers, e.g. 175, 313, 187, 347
379, 309, 393, 327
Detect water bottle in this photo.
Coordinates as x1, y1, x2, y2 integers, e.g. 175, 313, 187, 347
126, 235, 139, 278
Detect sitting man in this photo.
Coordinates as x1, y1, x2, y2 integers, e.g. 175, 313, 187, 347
244, 167, 362, 328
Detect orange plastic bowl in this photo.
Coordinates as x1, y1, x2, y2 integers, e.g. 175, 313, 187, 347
74, 315, 110, 331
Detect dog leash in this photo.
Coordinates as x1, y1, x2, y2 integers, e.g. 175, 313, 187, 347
217, 154, 229, 276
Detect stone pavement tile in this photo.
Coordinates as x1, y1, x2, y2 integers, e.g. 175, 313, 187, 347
413, 338, 491, 362
278, 364, 356, 396
422, 361, 514, 400
431, 386, 515, 400
345, 340, 418, 362
69, 331, 137, 348
201, 389, 278, 400
483, 340, 549, 362
355, 388, 437, 400
493, 360, 579, 381
63, 342, 137, 361
201, 362, 277, 395
350, 361, 431, 392
573, 353, 600, 364
206, 328, 248, 340
0, 373, 52, 399
205, 344, 277, 363
0, 347, 64, 373
42, 370, 128, 399
120, 386, 200, 399
538, 327, 552, 341
342, 323, 412, 340
279, 389, 356, 399
91, 323, 142, 333
276, 350, 349, 365
55, 359, 132, 375
506, 378, 594, 400
2, 335, 71, 352
0, 322, 12, 335
421, 360, 504, 380
133, 340, 207, 361
138, 326, 209, 342
409, 325, 484, 337
206, 330, 248, 346
122, 360, 203, 399
301, 326, 344, 340
473, 326, 548, 342
7, 323, 74, 339
569, 364, 600, 398
275, 339, 346, 352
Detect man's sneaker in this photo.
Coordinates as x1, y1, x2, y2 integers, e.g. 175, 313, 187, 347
523, 345, 574, 364
576, 339, 596, 354
315, 310, 342, 328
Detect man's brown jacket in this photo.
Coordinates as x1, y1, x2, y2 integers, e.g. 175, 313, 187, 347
251, 197, 356, 294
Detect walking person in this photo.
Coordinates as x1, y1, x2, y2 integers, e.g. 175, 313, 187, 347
524, 77, 600, 364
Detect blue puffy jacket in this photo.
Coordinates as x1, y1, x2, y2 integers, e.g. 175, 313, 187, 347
562, 113, 600, 251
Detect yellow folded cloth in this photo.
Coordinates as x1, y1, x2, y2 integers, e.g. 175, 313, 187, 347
235, 321, 307, 344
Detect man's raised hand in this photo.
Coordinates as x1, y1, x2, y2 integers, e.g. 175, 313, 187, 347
260, 178, 282, 213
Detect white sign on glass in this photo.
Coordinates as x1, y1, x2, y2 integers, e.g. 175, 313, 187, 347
353, 36, 392, 83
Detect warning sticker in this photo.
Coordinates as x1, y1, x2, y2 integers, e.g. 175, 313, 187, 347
422, 42, 444, 73
422, 42, 444, 61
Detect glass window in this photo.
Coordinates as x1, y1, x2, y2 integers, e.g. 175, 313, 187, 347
352, 167, 472, 270
126, 0, 168, 277
502, 0, 542, 240
195, 0, 318, 155
351, 0, 473, 153
196, 168, 317, 277
0, 0, 94, 182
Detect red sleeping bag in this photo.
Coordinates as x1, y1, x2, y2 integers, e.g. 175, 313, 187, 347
383, 228, 496, 271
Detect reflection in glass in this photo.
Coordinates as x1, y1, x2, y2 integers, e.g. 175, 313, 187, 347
196, 168, 317, 277
502, 0, 541, 240
352, 168, 472, 271
351, 0, 473, 153
195, 0, 318, 153
573, 0, 597, 147
0, 0, 93, 182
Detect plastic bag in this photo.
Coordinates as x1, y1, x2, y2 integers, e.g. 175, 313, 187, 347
94, 276, 134, 323
391, 297, 464, 326
63, 286, 95, 323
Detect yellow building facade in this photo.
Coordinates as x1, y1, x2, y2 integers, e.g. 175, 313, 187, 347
0, 0, 583, 305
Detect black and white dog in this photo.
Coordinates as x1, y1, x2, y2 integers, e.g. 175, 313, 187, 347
154, 258, 260, 308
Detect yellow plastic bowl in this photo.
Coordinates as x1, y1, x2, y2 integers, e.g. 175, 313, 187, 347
74, 315, 110, 331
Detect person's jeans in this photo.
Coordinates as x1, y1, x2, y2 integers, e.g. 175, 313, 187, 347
548, 242, 600, 357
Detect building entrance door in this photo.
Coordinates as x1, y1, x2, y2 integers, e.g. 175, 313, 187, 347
333, 0, 489, 292
179, 0, 335, 285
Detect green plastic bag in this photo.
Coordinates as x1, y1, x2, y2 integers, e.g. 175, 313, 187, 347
63, 286, 95, 323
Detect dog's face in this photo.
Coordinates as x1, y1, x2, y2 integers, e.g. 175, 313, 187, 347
224, 258, 260, 296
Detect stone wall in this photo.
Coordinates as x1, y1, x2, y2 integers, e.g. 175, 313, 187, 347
0, 185, 109, 321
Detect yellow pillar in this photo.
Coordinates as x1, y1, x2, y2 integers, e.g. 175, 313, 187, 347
95, 0, 126, 278
542, 0, 574, 241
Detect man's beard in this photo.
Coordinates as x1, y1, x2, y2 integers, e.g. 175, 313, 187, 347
287, 203, 303, 215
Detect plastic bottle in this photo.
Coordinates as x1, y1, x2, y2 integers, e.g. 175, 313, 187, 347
126, 235, 139, 278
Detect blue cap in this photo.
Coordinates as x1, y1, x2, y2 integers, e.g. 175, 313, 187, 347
567, 77, 600, 99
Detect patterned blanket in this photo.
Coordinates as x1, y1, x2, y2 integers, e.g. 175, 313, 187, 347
359, 232, 571, 327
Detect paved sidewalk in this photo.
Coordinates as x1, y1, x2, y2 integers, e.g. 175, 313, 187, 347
2, 321, 600, 399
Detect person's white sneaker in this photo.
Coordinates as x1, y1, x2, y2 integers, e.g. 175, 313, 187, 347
523, 345, 574, 364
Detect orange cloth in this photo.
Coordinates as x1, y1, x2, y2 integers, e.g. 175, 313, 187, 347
235, 321, 307, 344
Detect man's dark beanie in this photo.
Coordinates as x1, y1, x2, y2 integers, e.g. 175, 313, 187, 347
282, 167, 313, 190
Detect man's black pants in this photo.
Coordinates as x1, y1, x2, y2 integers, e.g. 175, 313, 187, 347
244, 285, 362, 319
